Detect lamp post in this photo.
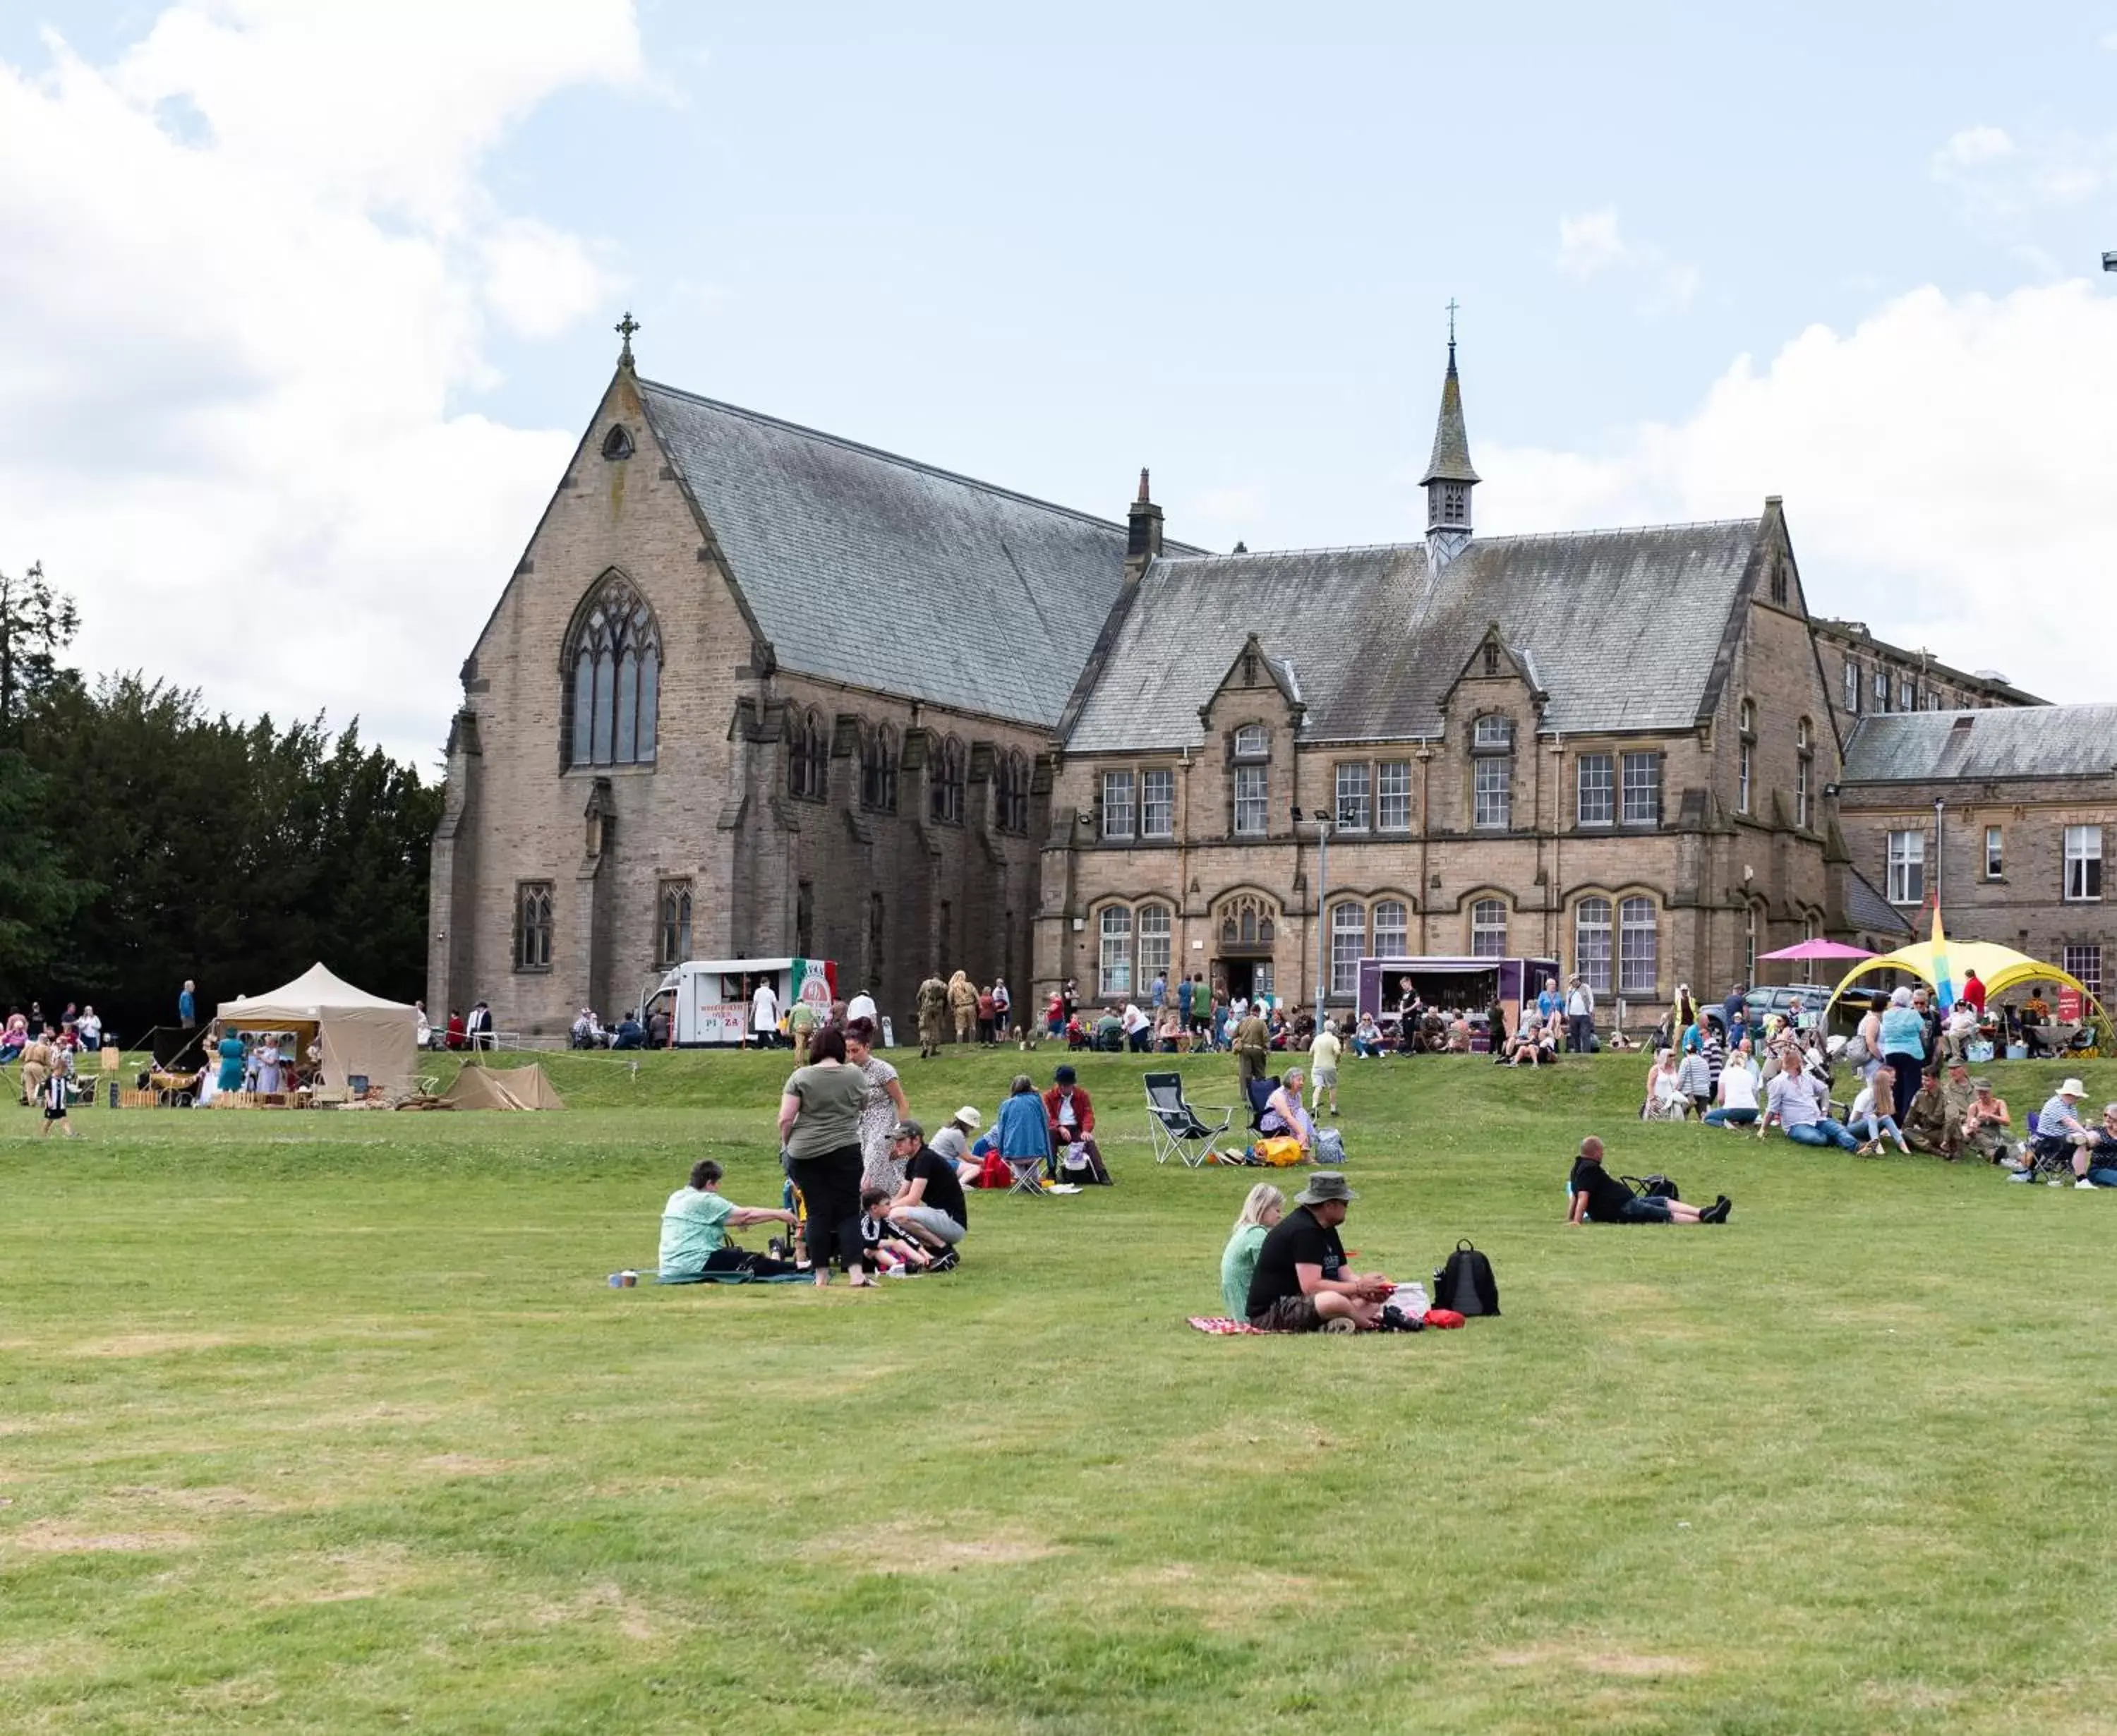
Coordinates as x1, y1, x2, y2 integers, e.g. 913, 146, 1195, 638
1934, 797, 1945, 912
1294, 804, 1352, 1017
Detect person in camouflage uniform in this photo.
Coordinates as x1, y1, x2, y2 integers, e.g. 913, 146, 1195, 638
915, 973, 949, 1059
1902, 1068, 1962, 1159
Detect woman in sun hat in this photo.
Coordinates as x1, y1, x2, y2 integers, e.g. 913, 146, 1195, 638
930, 1104, 984, 1183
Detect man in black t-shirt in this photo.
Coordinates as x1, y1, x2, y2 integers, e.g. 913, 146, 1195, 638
1244, 1172, 1392, 1332
883, 1121, 969, 1265
1567, 1136, 1727, 1224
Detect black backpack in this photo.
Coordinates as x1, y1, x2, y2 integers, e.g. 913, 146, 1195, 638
1433, 1239, 1500, 1317
1622, 1174, 1680, 1202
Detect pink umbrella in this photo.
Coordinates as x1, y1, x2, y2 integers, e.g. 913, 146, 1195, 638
1757, 939, 1875, 962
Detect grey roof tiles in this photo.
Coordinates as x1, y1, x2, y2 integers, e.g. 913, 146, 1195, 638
1063, 518, 1764, 752
1841, 706, 2117, 783
638, 380, 1190, 731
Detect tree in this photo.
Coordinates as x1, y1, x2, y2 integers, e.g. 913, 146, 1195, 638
0, 563, 79, 740
0, 747, 76, 1003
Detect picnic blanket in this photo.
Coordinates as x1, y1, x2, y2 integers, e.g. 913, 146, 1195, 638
1188, 1315, 1269, 1335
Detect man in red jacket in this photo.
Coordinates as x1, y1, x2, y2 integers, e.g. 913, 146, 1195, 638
1960, 970, 1986, 1014
1043, 1065, 1111, 1184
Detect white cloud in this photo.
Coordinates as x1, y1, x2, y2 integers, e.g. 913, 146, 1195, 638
1932, 121, 2117, 219
0, 2, 644, 764
1552, 207, 1699, 314
1934, 124, 2016, 169
1556, 208, 1629, 279
1478, 280, 2117, 702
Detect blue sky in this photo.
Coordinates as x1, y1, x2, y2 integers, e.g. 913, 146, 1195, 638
1, 1, 2114, 757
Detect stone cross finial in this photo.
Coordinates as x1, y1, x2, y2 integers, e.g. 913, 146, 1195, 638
615, 311, 641, 366
1446, 298, 1459, 346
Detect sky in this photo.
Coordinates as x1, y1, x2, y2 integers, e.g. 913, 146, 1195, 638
2, 0, 2116, 768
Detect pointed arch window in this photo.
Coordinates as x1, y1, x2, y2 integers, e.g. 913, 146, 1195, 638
930, 735, 967, 825
601, 425, 634, 461
996, 751, 1030, 836
861, 724, 898, 814
564, 577, 660, 769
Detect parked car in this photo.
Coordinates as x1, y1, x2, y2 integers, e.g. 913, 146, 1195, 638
1703, 986, 1834, 1035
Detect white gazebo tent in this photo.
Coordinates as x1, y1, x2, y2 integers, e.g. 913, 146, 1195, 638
217, 964, 419, 1092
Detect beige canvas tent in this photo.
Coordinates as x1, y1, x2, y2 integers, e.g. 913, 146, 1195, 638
439, 1063, 565, 1111
217, 964, 419, 1092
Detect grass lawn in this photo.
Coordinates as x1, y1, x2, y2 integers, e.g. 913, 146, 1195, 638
5, 1044, 2117, 1734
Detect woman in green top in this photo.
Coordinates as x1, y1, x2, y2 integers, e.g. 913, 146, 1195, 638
1219, 1182, 1286, 1320
776, 1025, 875, 1287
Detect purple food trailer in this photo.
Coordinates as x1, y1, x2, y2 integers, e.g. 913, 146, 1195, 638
1356, 956, 1562, 1051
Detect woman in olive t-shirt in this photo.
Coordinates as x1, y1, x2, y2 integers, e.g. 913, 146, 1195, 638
777, 1025, 874, 1286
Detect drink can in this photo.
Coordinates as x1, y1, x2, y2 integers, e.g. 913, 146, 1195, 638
620, 1270, 638, 1287
608, 1271, 627, 1287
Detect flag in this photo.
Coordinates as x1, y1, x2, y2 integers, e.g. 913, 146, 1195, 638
1928, 904, 1955, 1013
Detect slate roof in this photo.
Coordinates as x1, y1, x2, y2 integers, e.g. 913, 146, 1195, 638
1846, 869, 1914, 937
1419, 344, 1480, 486
1063, 518, 1765, 751
637, 380, 1196, 730
1841, 706, 2117, 783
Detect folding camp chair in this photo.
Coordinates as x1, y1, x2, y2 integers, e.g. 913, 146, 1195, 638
1145, 1072, 1234, 1168
1006, 1152, 1050, 1195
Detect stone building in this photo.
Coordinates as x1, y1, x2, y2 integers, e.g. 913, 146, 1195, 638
427, 330, 1180, 1037
1838, 706, 2117, 1004
1814, 618, 2041, 732
430, 325, 2105, 1037
1036, 339, 1855, 1022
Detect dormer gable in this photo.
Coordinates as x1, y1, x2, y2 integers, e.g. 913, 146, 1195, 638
1439, 622, 1549, 724
1197, 632, 1306, 735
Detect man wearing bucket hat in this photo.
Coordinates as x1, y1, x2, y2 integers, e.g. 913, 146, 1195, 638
1243, 1172, 1393, 1333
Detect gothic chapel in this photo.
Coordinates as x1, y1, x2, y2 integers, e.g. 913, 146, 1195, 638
429, 320, 1859, 1037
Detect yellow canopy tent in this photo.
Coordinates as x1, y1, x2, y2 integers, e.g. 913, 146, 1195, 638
1826, 910, 2107, 1034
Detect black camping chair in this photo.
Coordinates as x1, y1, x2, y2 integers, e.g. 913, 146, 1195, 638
1144, 1072, 1234, 1169
1246, 1073, 1279, 1134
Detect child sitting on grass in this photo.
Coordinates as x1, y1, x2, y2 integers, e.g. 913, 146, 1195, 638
858, 1187, 933, 1275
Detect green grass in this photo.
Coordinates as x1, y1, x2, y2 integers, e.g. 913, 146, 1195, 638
5, 1047, 2117, 1734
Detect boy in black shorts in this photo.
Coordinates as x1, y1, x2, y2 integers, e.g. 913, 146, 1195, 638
1567, 1136, 1726, 1224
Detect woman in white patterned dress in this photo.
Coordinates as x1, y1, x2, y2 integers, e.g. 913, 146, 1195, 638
845, 1017, 911, 1192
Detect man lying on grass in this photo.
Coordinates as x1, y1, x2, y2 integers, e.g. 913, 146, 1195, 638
658, 1159, 802, 1281
1243, 1172, 1394, 1332
1567, 1138, 1730, 1224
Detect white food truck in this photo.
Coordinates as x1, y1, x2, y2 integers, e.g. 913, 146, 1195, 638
641, 957, 838, 1047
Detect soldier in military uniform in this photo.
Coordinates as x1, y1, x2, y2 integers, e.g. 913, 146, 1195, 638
1901, 1068, 1962, 1159
916, 973, 949, 1059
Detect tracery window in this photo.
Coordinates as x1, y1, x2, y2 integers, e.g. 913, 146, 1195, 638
787, 709, 828, 801
996, 751, 1030, 835
861, 725, 898, 813
658, 879, 693, 966
517, 881, 554, 971
565, 577, 661, 769
1217, 894, 1278, 952
930, 736, 967, 825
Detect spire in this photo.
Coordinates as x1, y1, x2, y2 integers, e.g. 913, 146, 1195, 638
1421, 311, 1478, 572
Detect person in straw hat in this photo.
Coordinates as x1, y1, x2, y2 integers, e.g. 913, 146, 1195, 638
929, 1104, 984, 1183
2027, 1077, 2091, 1182
1243, 1172, 1393, 1334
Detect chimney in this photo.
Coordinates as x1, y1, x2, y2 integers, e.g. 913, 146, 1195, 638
1126, 466, 1164, 580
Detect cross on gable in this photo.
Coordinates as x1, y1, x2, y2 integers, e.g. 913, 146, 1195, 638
615, 311, 641, 363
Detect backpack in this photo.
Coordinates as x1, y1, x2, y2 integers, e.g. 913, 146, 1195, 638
1314, 1127, 1347, 1167
1623, 1174, 1680, 1202
1432, 1240, 1499, 1317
